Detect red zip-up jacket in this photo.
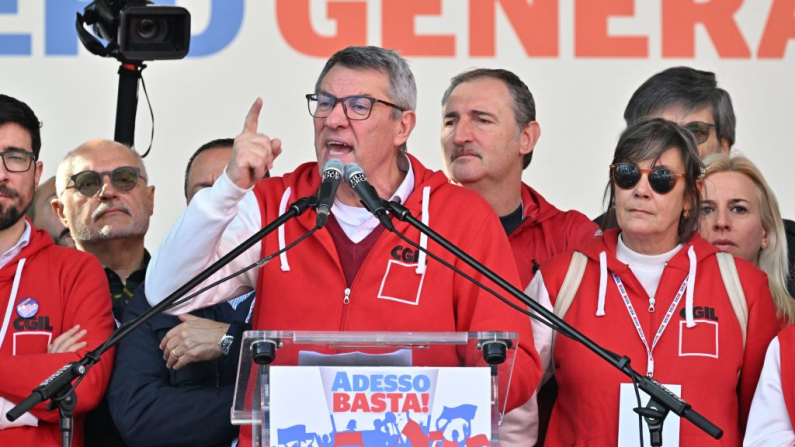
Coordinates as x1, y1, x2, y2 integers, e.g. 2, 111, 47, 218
0, 222, 115, 446
534, 229, 778, 446
509, 183, 599, 288
250, 155, 540, 404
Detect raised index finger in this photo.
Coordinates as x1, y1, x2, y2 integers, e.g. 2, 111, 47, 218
243, 97, 263, 134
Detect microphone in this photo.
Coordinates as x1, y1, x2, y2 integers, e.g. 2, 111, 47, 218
343, 163, 394, 231
315, 159, 344, 228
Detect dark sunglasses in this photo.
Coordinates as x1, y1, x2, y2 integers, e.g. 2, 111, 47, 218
610, 163, 686, 195
66, 167, 145, 196
683, 121, 716, 145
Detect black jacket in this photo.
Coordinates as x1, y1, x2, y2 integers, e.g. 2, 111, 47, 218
107, 285, 253, 447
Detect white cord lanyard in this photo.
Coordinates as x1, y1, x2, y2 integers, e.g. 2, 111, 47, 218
612, 273, 688, 377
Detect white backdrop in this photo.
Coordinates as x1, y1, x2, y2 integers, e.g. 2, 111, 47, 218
3, 0, 794, 249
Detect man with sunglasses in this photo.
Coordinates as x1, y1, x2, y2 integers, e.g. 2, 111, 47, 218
440, 69, 599, 446
52, 138, 154, 447
108, 139, 255, 447
623, 66, 795, 295
145, 46, 542, 444
0, 95, 115, 446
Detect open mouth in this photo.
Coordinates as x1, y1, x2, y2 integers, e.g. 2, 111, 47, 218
327, 140, 353, 156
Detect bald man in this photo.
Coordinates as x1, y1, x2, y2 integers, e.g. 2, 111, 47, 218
52, 139, 155, 447
53, 139, 154, 322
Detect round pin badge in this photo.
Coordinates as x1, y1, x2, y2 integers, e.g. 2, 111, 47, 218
16, 297, 39, 319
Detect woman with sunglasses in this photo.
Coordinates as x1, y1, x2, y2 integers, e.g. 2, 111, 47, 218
699, 153, 795, 329
527, 118, 779, 446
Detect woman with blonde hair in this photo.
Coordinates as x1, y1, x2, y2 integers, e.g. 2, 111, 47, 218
700, 153, 795, 326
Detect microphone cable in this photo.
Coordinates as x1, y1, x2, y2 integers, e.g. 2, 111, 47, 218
388, 227, 585, 342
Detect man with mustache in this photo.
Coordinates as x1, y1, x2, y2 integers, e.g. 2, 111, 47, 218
440, 69, 600, 446
441, 69, 599, 289
107, 138, 255, 447
52, 138, 154, 447
0, 94, 115, 446
145, 47, 542, 446
28, 177, 75, 248
53, 139, 154, 323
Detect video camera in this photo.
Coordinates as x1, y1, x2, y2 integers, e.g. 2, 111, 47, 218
76, 0, 190, 62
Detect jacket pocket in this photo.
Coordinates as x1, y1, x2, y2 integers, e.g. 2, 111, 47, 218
377, 259, 426, 306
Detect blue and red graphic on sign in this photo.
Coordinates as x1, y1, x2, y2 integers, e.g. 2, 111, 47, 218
270, 367, 492, 447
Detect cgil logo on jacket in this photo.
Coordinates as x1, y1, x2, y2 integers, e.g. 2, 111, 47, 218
13, 316, 53, 331
390, 245, 420, 263
679, 306, 719, 322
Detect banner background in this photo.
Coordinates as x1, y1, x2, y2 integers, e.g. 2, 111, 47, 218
3, 0, 794, 248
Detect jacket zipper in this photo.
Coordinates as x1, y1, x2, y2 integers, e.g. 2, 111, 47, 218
337, 227, 393, 332
338, 287, 352, 331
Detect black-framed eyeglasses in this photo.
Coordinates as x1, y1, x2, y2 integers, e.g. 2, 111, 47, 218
66, 166, 146, 196
306, 93, 406, 120
0, 150, 37, 173
610, 163, 686, 195
683, 121, 716, 145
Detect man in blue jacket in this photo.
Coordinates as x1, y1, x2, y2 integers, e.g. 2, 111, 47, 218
107, 139, 255, 447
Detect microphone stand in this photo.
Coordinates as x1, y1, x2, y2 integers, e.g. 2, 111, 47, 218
382, 200, 722, 445
6, 195, 317, 447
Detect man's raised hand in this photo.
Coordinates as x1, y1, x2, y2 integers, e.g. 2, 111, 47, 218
226, 98, 283, 189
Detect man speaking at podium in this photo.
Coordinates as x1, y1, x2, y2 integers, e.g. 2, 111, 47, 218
145, 46, 541, 418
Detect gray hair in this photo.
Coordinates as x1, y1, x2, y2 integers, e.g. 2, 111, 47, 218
441, 68, 537, 169
314, 46, 417, 120
624, 67, 736, 148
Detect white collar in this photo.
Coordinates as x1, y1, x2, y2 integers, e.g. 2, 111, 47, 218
332, 154, 415, 243
0, 220, 32, 270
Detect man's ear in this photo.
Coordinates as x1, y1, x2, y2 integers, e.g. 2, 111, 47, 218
393, 111, 417, 148
33, 161, 43, 189
519, 121, 541, 157
51, 197, 68, 227
146, 185, 155, 216
720, 138, 730, 155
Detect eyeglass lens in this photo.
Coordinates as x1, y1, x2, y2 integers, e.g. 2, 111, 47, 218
308, 94, 374, 120
683, 122, 712, 144
0, 151, 34, 172
73, 167, 140, 196
613, 164, 678, 194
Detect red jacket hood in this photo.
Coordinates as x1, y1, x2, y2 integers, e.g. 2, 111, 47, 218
520, 183, 562, 224
577, 228, 719, 275
278, 153, 450, 213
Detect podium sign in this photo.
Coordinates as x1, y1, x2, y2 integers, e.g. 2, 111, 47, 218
232, 331, 518, 447
270, 366, 491, 446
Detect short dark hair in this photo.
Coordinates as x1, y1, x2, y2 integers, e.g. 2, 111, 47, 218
624, 67, 736, 148
184, 138, 234, 197
603, 118, 705, 244
441, 68, 537, 169
0, 94, 42, 158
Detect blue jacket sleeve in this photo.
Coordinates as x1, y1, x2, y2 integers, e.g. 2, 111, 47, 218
107, 287, 239, 447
